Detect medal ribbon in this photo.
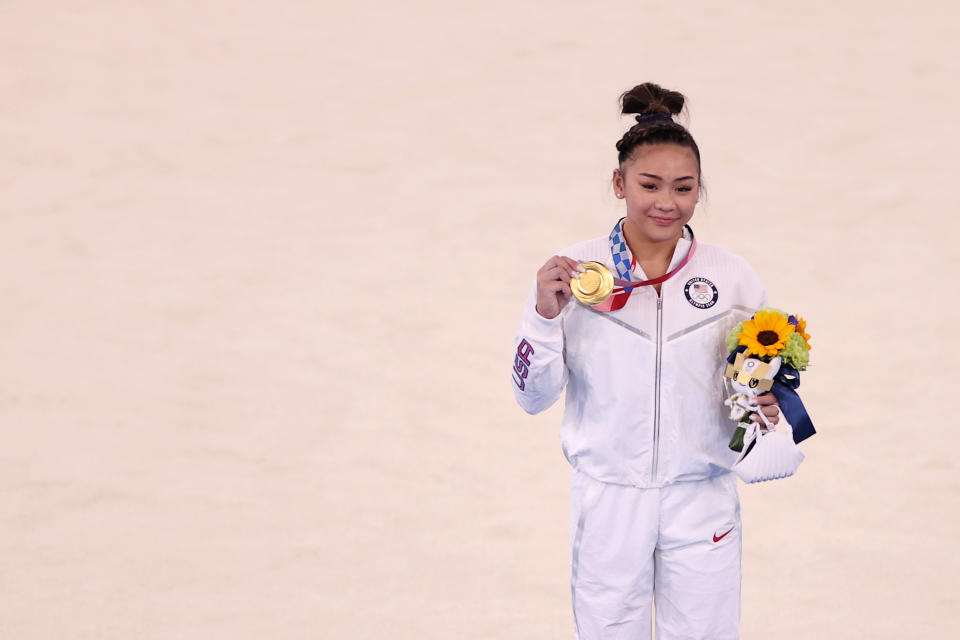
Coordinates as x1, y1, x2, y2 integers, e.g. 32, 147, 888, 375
593, 218, 697, 312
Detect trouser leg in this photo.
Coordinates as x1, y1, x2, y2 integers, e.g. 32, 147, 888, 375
569, 470, 658, 640
654, 473, 742, 640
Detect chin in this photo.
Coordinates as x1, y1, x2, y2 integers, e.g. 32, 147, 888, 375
645, 220, 685, 238
626, 214, 690, 243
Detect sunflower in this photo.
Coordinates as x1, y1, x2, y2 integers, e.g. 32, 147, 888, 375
739, 310, 794, 358
794, 315, 811, 349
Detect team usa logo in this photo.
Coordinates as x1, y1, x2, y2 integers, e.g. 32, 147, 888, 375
513, 339, 535, 391
683, 277, 718, 309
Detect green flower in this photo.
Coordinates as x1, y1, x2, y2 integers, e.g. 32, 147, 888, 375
726, 322, 744, 353
779, 331, 810, 370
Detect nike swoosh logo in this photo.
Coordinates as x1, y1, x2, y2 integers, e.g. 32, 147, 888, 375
713, 527, 734, 543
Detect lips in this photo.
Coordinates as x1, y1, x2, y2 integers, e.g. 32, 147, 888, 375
650, 215, 678, 225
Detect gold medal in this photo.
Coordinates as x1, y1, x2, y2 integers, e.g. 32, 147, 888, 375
570, 261, 615, 305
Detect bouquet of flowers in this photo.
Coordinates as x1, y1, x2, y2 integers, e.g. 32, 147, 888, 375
723, 308, 815, 483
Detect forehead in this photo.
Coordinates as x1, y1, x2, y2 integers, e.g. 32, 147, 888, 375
623, 143, 699, 175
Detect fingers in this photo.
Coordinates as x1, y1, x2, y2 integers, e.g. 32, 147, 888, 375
539, 278, 571, 299
750, 407, 780, 426
538, 255, 583, 277
756, 395, 780, 424
549, 264, 574, 284
755, 392, 780, 424
534, 256, 586, 319
560, 256, 585, 275
755, 392, 779, 406
538, 256, 585, 289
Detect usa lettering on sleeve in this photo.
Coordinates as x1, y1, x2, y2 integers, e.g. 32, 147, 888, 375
513, 339, 535, 391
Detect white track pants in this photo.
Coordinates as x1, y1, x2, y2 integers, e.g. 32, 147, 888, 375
569, 471, 742, 640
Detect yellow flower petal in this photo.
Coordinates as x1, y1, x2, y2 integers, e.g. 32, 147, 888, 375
738, 310, 795, 359
794, 315, 811, 349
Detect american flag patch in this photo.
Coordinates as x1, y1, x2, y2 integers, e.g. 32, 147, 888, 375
683, 277, 718, 309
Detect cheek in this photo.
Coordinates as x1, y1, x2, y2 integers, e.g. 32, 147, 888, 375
624, 191, 648, 207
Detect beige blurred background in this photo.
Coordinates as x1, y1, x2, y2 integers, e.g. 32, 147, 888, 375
2, 1, 958, 638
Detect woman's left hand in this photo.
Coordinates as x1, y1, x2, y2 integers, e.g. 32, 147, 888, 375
753, 392, 780, 428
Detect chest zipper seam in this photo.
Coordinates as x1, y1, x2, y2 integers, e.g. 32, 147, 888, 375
652, 294, 663, 484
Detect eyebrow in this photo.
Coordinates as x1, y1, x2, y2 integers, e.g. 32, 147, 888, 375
639, 172, 696, 182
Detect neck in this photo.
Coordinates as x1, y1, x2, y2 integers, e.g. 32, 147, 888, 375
622, 219, 683, 265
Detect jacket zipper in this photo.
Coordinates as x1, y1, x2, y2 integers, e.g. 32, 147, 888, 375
652, 294, 663, 483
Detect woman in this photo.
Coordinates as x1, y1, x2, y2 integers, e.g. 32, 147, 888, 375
511, 83, 780, 640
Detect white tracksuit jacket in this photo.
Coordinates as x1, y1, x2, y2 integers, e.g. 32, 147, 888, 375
513, 232, 767, 488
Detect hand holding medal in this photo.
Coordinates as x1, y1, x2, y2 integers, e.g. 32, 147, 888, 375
535, 255, 585, 320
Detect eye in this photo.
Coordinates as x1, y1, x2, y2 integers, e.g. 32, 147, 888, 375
641, 183, 657, 190
677, 186, 693, 193
748, 379, 759, 388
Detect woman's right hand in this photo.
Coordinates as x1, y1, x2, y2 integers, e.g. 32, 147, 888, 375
535, 256, 584, 319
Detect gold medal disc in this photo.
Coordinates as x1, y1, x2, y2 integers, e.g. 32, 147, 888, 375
570, 261, 615, 305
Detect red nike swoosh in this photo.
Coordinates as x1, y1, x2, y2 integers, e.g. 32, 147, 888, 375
713, 527, 734, 543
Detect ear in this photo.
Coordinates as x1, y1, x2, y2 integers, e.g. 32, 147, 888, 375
766, 356, 782, 378
611, 168, 624, 195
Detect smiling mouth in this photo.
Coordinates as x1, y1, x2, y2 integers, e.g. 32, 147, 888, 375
650, 215, 678, 224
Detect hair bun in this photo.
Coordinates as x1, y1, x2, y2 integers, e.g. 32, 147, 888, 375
620, 82, 685, 121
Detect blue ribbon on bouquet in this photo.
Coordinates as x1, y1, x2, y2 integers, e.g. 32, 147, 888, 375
726, 346, 816, 444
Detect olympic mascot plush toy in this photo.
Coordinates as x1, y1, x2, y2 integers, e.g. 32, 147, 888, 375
723, 309, 816, 484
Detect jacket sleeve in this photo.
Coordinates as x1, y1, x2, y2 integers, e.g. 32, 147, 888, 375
738, 256, 768, 310
511, 282, 569, 414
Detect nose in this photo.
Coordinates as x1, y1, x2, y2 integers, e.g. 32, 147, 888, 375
655, 194, 675, 211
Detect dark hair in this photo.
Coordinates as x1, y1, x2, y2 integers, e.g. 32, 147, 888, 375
616, 83, 701, 175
